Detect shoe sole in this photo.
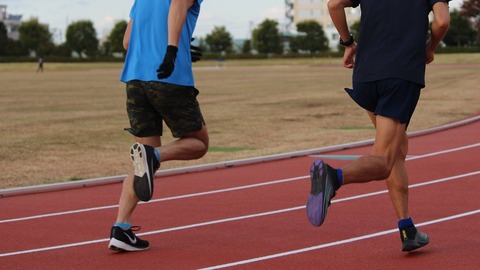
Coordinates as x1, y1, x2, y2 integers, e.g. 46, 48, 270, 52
402, 232, 430, 252
306, 160, 333, 227
108, 238, 149, 252
131, 143, 154, 202
402, 240, 429, 252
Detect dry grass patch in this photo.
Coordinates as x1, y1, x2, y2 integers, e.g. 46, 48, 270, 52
0, 54, 479, 188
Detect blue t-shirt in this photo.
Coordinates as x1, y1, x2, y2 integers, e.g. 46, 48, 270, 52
350, 0, 449, 86
120, 0, 203, 86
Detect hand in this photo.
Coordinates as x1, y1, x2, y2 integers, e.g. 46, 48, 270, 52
426, 49, 434, 64
426, 39, 434, 64
343, 42, 357, 69
191, 44, 202, 62
157, 45, 178, 79
190, 38, 203, 62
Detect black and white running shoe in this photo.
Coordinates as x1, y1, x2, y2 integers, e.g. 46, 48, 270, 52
130, 143, 160, 202
108, 226, 149, 252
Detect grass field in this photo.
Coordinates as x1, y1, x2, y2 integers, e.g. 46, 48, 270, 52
1, 54, 479, 189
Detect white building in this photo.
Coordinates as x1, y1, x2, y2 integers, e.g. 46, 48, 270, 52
292, 0, 360, 50
0, 4, 22, 40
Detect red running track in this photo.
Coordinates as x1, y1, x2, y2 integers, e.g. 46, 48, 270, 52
1, 115, 479, 269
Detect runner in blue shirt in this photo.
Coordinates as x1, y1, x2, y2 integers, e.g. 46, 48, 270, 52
306, 0, 451, 252
109, 0, 208, 252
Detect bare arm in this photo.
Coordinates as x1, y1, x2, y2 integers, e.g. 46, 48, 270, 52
123, 19, 133, 51
328, 0, 357, 69
426, 2, 450, 64
156, 0, 195, 79
328, 0, 354, 43
168, 0, 195, 46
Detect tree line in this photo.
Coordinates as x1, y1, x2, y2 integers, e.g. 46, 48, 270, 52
1, 1, 479, 60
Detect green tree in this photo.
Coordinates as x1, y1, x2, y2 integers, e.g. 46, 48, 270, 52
350, 21, 361, 42
443, 10, 477, 46
52, 43, 72, 57
6, 39, 29, 56
242, 39, 252, 54
252, 19, 282, 54
108, 20, 128, 55
0, 22, 8, 55
289, 37, 300, 53
197, 37, 208, 53
18, 18, 53, 56
460, 0, 480, 43
100, 40, 111, 57
66, 20, 99, 58
294, 20, 329, 53
205, 26, 233, 53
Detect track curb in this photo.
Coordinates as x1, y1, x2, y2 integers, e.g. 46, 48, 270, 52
1, 114, 479, 198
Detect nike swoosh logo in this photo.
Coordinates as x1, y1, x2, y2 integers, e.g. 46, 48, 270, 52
123, 232, 137, 244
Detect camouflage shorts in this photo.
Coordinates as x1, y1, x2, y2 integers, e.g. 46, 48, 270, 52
125, 80, 206, 138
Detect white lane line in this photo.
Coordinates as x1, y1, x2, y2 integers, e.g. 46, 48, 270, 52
333, 171, 480, 203
200, 209, 480, 270
0, 206, 303, 258
0, 176, 306, 224
313, 141, 480, 161
406, 142, 480, 161
0, 143, 480, 224
1, 116, 477, 198
0, 171, 478, 258
1, 142, 478, 223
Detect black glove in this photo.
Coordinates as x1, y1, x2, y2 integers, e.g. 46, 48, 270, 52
190, 44, 202, 62
157, 45, 178, 79
190, 38, 202, 62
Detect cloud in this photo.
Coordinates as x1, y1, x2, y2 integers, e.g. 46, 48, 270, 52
263, 7, 285, 21
95, 15, 117, 40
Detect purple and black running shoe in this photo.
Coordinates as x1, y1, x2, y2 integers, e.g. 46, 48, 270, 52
306, 160, 339, 226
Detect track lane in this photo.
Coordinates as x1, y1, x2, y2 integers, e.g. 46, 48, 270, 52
1, 173, 477, 269
0, 116, 478, 269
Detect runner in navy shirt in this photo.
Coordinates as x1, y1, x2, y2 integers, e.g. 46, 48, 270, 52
306, 0, 450, 252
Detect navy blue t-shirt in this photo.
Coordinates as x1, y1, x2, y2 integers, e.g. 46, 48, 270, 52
350, 0, 449, 87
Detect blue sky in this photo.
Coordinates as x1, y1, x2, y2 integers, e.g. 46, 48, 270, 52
1, 0, 464, 43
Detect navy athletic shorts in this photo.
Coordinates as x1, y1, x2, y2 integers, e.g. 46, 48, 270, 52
345, 78, 422, 125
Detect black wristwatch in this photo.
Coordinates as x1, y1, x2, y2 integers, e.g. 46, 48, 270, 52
340, 34, 355, 47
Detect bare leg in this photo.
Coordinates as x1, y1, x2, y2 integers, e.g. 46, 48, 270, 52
115, 124, 209, 224
342, 114, 407, 184
343, 111, 410, 218
385, 132, 410, 219
115, 173, 139, 224
157, 125, 209, 162
343, 111, 410, 219
341, 111, 428, 251
386, 160, 410, 219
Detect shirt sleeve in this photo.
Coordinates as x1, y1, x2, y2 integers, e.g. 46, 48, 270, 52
430, 0, 451, 6
129, 0, 137, 19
